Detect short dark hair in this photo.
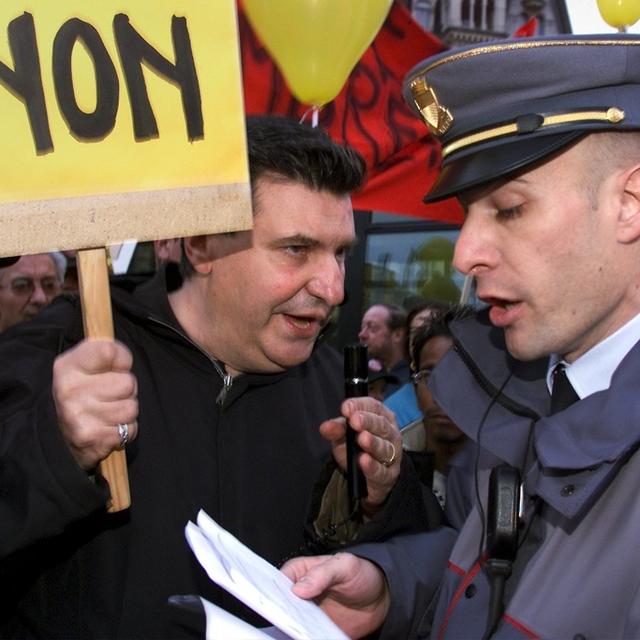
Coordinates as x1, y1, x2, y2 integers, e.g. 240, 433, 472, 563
405, 299, 449, 359
406, 299, 449, 331
410, 305, 474, 370
180, 115, 366, 278
246, 114, 366, 200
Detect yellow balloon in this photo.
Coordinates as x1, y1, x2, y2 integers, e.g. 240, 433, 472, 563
243, 0, 393, 107
596, 0, 640, 29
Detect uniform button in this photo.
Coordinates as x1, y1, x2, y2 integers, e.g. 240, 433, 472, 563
465, 584, 477, 598
561, 484, 576, 496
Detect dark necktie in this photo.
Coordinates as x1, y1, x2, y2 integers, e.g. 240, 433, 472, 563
550, 364, 579, 414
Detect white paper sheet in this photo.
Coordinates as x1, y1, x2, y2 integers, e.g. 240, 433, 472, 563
185, 510, 348, 640
198, 597, 290, 640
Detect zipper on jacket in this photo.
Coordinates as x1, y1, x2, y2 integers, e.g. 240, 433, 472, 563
216, 373, 233, 405
147, 315, 234, 405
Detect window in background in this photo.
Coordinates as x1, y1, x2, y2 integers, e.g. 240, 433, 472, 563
332, 211, 478, 350
363, 228, 466, 310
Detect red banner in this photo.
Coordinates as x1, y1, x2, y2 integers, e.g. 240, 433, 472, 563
238, 1, 463, 223
513, 16, 538, 37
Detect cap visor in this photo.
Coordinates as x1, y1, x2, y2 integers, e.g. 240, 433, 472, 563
424, 131, 585, 203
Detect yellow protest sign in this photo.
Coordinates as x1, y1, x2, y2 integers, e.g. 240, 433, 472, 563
0, 1, 251, 257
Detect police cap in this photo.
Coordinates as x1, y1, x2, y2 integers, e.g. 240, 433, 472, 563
404, 34, 640, 202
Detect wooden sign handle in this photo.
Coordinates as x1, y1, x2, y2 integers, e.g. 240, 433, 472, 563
76, 248, 131, 512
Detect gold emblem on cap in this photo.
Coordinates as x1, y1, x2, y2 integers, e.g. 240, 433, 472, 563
409, 77, 453, 137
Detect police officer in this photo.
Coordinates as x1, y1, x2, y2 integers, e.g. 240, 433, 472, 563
282, 33, 640, 639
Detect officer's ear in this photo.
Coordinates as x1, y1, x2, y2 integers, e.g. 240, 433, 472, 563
182, 235, 213, 275
617, 164, 640, 244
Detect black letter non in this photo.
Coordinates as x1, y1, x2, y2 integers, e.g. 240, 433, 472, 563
0, 13, 53, 154
53, 18, 119, 140
113, 14, 203, 141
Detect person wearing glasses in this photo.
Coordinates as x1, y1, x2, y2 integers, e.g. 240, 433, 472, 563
0, 252, 66, 332
403, 306, 473, 523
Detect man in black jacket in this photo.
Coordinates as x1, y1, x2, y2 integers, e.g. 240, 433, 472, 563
0, 115, 435, 638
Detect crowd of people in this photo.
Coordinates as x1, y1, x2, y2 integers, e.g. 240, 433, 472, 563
2, 31, 640, 640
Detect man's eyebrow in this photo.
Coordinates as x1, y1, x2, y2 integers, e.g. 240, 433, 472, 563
280, 233, 320, 245
271, 234, 319, 247
270, 233, 356, 252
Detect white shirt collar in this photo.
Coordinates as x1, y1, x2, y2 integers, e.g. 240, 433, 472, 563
546, 312, 640, 399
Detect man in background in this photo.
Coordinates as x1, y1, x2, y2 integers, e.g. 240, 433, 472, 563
402, 305, 473, 525
0, 251, 65, 332
358, 302, 409, 396
385, 299, 448, 427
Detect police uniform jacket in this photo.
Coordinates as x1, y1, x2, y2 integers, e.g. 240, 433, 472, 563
358, 309, 640, 639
